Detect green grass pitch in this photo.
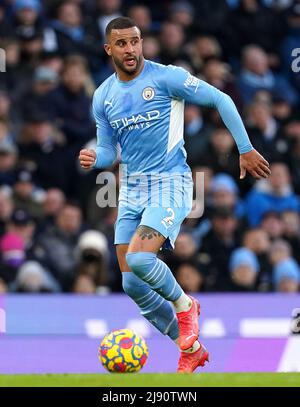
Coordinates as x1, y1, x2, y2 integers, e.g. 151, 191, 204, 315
0, 373, 299, 387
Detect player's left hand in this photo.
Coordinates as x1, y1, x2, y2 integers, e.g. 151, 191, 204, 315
239, 149, 271, 179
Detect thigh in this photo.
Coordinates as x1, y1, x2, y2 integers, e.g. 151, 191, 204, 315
114, 205, 142, 246
128, 225, 166, 254
138, 175, 193, 249
139, 205, 190, 250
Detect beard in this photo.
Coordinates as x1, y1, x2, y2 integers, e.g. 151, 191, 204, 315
112, 54, 142, 76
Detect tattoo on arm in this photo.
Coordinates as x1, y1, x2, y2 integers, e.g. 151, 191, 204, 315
137, 226, 163, 240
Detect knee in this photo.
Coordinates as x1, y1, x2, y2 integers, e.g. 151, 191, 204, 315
126, 252, 156, 274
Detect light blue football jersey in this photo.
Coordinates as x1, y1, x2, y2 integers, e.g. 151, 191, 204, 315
92, 59, 252, 176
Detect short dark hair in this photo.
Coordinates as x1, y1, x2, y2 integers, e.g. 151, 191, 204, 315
105, 17, 138, 39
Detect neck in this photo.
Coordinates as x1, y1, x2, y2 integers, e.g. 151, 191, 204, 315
116, 57, 145, 82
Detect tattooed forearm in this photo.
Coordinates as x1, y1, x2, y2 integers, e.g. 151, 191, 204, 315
137, 225, 163, 240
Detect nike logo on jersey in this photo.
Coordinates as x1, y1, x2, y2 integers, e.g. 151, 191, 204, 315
104, 100, 113, 106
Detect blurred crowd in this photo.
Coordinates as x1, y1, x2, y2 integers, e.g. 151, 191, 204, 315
0, 0, 300, 294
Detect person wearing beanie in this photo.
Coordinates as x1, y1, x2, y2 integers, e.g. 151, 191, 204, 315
209, 173, 245, 219
74, 230, 111, 294
229, 247, 260, 291
12, 260, 61, 293
0, 232, 25, 284
273, 258, 300, 293
14, 0, 41, 13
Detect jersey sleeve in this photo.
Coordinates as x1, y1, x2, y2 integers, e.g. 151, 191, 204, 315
92, 89, 118, 168
164, 65, 253, 154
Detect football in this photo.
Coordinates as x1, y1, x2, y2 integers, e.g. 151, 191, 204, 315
99, 328, 149, 373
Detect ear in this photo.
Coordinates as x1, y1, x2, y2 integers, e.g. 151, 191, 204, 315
104, 43, 111, 56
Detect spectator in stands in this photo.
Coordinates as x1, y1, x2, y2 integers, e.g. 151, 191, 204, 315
184, 104, 212, 167
269, 239, 300, 292
0, 232, 26, 285
74, 230, 111, 294
273, 258, 300, 293
18, 28, 44, 76
198, 128, 240, 179
11, 260, 61, 293
242, 227, 272, 290
46, 55, 95, 146
189, 35, 222, 72
127, 4, 154, 35
202, 58, 243, 112
18, 111, 71, 193
175, 233, 198, 262
159, 22, 188, 65
0, 38, 23, 99
163, 231, 199, 269
228, 0, 285, 56
19, 65, 58, 120
245, 99, 290, 163
191, 0, 230, 41
271, 93, 295, 127
11, 0, 44, 75
229, 247, 260, 291
238, 45, 298, 105
199, 206, 240, 290
260, 211, 285, 241
8, 208, 36, 249
245, 162, 300, 226
11, 168, 45, 219
0, 139, 18, 187
142, 35, 161, 62
269, 238, 293, 265
39, 51, 63, 76
208, 172, 245, 219
93, 0, 121, 38
40, 188, 66, 231
37, 202, 83, 290
46, 0, 102, 67
169, 1, 195, 40
12, 0, 43, 43
174, 261, 205, 293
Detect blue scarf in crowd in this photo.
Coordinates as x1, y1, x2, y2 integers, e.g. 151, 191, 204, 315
51, 20, 84, 42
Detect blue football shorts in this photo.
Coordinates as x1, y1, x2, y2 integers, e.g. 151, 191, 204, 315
114, 173, 193, 249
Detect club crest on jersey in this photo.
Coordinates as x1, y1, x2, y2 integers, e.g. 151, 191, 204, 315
142, 87, 155, 101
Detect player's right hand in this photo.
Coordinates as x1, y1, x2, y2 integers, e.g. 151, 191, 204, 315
79, 149, 96, 169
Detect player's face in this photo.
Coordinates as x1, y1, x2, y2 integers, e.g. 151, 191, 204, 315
105, 27, 143, 76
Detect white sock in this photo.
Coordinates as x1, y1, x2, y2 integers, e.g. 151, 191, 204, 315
173, 293, 192, 313
174, 338, 200, 354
